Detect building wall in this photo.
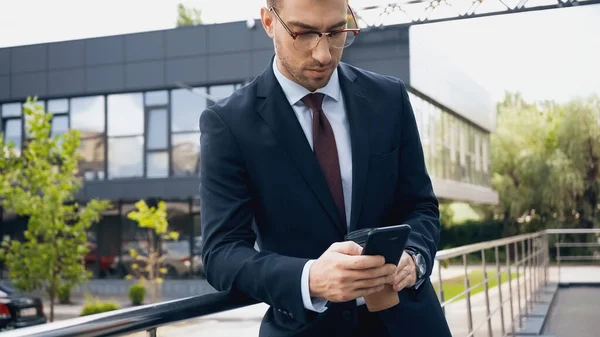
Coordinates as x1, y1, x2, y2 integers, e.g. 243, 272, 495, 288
0, 22, 415, 202
0, 21, 410, 102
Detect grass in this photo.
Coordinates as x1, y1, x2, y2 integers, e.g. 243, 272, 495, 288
433, 270, 520, 303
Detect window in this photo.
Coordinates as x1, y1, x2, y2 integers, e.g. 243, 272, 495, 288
48, 99, 69, 114
171, 88, 204, 176
145, 91, 168, 106
171, 88, 205, 133
108, 137, 144, 179
172, 133, 200, 176
107, 93, 144, 179
1, 103, 21, 117
71, 96, 106, 180
108, 93, 144, 136
51, 115, 69, 138
147, 152, 169, 178
146, 107, 168, 178
80, 137, 106, 181
3, 119, 22, 150
147, 109, 167, 150
71, 96, 105, 136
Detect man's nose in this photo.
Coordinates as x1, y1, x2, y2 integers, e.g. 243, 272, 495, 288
311, 37, 332, 65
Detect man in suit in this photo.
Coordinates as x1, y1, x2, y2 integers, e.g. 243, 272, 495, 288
199, 0, 451, 336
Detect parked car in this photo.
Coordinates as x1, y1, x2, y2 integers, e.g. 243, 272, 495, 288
0, 284, 46, 331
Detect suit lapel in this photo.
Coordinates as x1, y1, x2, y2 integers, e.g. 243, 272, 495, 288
256, 61, 346, 236
338, 64, 371, 233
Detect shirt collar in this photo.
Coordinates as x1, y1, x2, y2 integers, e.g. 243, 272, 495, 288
272, 56, 341, 106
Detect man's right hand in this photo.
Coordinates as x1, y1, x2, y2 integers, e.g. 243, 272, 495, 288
308, 241, 398, 303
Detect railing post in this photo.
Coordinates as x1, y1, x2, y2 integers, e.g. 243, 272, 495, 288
556, 239, 561, 284
482, 249, 493, 337
529, 238, 534, 310
496, 246, 505, 336
544, 233, 549, 286
147, 327, 157, 337
437, 260, 445, 316
521, 239, 528, 317
515, 242, 522, 329
507, 243, 515, 336
464, 254, 473, 334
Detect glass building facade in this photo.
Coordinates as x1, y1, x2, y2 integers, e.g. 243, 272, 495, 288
0, 84, 241, 279
0, 86, 491, 279
408, 92, 492, 189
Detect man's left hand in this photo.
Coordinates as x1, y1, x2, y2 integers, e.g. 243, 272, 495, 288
391, 251, 417, 292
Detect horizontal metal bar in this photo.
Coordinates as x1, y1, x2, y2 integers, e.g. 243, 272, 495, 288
557, 256, 600, 261
436, 232, 543, 260
546, 228, 600, 234
0, 291, 258, 337
556, 242, 600, 248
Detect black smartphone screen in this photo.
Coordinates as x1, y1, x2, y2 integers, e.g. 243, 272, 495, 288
361, 224, 412, 265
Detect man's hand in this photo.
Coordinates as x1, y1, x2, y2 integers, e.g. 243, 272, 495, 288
309, 241, 397, 303
392, 251, 417, 292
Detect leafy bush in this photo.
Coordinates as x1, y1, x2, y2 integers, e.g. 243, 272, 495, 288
129, 283, 146, 306
80, 296, 119, 316
440, 219, 504, 250
57, 284, 71, 304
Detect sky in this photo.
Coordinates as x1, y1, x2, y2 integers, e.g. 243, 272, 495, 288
0, 0, 599, 103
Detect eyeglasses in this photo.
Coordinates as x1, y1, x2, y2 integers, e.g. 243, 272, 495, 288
269, 5, 360, 51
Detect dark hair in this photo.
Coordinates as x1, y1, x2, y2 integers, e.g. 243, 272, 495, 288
267, 0, 279, 9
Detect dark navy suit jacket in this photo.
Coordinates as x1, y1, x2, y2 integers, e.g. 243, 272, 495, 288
199, 59, 451, 337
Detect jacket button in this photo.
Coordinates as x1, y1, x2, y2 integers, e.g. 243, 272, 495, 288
342, 310, 352, 321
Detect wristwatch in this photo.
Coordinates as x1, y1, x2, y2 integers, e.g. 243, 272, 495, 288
406, 249, 426, 286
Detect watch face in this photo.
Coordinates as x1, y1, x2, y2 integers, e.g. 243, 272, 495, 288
416, 255, 426, 276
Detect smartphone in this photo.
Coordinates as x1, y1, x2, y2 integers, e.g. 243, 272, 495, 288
346, 224, 412, 265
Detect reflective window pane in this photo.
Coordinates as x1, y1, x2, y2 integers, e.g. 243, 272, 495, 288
2, 103, 21, 117
71, 96, 105, 137
171, 88, 206, 132
4, 119, 22, 149
147, 152, 169, 178
78, 137, 105, 181
108, 136, 144, 179
48, 99, 69, 113
147, 109, 167, 150
208, 85, 235, 105
145, 91, 168, 106
51, 115, 69, 137
108, 93, 144, 136
172, 133, 200, 176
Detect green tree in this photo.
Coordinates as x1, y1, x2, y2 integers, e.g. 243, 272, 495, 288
125, 200, 179, 302
492, 93, 600, 233
176, 3, 203, 26
0, 98, 110, 322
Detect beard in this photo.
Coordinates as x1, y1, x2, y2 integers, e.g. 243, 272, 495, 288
275, 39, 338, 92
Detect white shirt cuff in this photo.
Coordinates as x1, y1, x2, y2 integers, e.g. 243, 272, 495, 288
301, 260, 328, 313
356, 296, 366, 306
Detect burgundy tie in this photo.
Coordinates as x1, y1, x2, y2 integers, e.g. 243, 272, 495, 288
301, 93, 346, 227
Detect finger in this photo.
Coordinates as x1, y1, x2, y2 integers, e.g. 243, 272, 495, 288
328, 241, 363, 256
393, 266, 412, 286
354, 284, 386, 299
394, 274, 416, 292
342, 255, 386, 270
395, 252, 411, 272
353, 273, 396, 289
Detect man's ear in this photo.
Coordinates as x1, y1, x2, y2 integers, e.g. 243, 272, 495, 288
260, 7, 275, 39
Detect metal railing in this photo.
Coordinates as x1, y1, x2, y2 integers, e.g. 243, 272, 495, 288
1, 228, 598, 337
434, 228, 600, 337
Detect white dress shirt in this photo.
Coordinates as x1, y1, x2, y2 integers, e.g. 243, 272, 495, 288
272, 59, 366, 313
